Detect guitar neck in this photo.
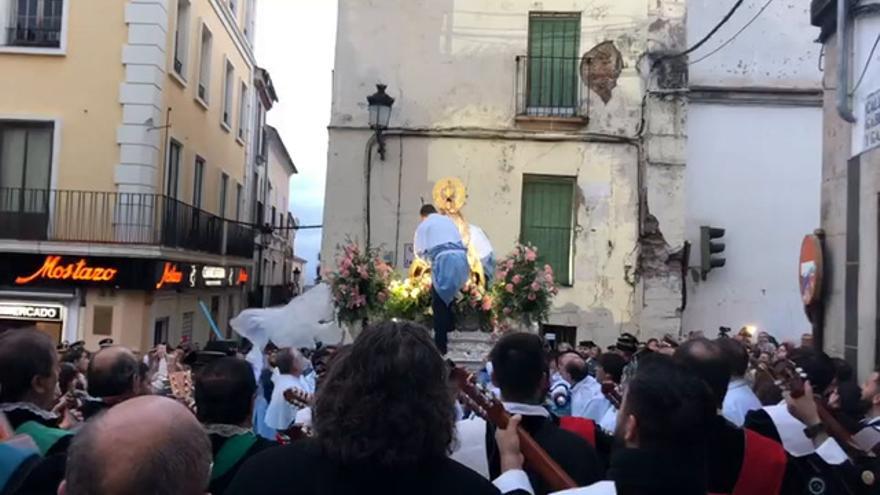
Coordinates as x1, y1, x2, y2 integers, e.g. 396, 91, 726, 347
516, 425, 578, 491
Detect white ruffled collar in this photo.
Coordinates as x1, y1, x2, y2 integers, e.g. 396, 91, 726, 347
0, 401, 58, 420
203, 423, 253, 438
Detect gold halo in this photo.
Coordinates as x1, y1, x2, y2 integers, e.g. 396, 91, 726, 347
432, 177, 466, 213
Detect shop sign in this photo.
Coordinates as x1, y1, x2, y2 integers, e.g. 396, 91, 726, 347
155, 262, 184, 289
0, 304, 62, 321
15, 256, 118, 285
799, 234, 824, 306
178, 265, 249, 289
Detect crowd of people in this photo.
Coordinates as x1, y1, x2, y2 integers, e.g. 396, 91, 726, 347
0, 321, 878, 494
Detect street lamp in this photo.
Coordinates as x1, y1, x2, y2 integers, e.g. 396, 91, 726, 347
367, 83, 394, 160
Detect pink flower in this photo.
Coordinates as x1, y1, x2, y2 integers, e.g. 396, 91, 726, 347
530, 281, 540, 291
505, 283, 514, 293
528, 293, 537, 301
377, 291, 388, 303
544, 264, 553, 274
525, 249, 537, 262
482, 297, 493, 311
497, 270, 508, 280
471, 299, 478, 308
358, 266, 369, 279
512, 275, 522, 285
506, 260, 514, 270
503, 307, 512, 316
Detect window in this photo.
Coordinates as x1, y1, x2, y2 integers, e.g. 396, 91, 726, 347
93, 305, 113, 336
226, 294, 235, 337
251, 171, 259, 223
4, 0, 64, 48
235, 183, 242, 220
219, 172, 228, 217
237, 81, 248, 141
527, 13, 580, 115
0, 121, 53, 190
228, 0, 237, 15
166, 140, 181, 198
181, 311, 194, 342
153, 317, 169, 346
541, 324, 577, 348
210, 296, 220, 339
196, 24, 212, 104
172, 0, 191, 78
221, 59, 234, 128
520, 175, 575, 285
271, 206, 276, 228
192, 156, 205, 208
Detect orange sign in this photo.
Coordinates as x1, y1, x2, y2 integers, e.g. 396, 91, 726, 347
236, 268, 249, 285
155, 262, 184, 289
799, 234, 824, 306
15, 256, 119, 285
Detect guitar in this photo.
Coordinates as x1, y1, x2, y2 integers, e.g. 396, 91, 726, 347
450, 367, 578, 492
760, 361, 876, 457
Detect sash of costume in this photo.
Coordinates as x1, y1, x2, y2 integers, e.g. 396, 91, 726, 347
708, 429, 787, 495
14, 421, 72, 456
559, 416, 597, 448
211, 432, 258, 481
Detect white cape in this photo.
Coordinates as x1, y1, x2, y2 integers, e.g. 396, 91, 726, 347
230, 283, 344, 352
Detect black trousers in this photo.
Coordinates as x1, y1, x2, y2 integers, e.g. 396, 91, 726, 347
431, 286, 454, 355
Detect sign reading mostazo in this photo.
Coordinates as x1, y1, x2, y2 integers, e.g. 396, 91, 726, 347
0, 254, 152, 290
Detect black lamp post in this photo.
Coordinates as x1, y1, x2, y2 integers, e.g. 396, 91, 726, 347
367, 83, 394, 160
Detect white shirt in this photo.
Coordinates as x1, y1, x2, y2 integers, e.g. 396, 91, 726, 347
570, 376, 601, 418
493, 470, 617, 495
264, 373, 311, 431
579, 395, 612, 423
414, 214, 462, 256
469, 224, 494, 259
722, 377, 762, 427
763, 403, 848, 464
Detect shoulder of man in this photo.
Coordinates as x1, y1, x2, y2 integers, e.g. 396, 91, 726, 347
743, 407, 782, 444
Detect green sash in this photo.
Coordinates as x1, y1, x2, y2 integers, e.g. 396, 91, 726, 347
14, 421, 72, 456
211, 433, 258, 481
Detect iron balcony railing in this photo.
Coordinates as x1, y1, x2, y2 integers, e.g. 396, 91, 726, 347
515, 55, 590, 119
0, 188, 255, 258
5, 25, 61, 47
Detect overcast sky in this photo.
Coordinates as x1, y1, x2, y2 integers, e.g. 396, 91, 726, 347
256, 0, 337, 283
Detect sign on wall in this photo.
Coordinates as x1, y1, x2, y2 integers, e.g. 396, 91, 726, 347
0, 303, 63, 322
799, 234, 824, 306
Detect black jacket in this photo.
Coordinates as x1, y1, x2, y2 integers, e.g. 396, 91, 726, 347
485, 413, 603, 494
226, 439, 510, 495
608, 448, 707, 495
208, 433, 277, 495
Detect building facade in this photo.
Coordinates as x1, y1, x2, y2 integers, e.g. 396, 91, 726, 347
0, 0, 261, 350
812, 0, 880, 378
681, 0, 823, 343
323, 0, 690, 346
251, 123, 298, 308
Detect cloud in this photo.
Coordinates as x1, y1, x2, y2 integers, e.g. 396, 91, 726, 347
255, 0, 338, 283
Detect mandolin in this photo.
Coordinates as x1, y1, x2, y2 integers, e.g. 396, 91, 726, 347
450, 367, 578, 492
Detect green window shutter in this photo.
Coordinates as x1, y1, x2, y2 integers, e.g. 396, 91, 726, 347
527, 14, 580, 111
520, 176, 575, 285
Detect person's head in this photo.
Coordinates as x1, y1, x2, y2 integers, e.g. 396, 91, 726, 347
490, 333, 548, 404
757, 332, 769, 345
789, 347, 835, 396
775, 343, 790, 362
60, 396, 211, 495
419, 204, 437, 220
194, 357, 256, 427
556, 350, 587, 385
831, 357, 854, 384
645, 338, 660, 353
758, 352, 771, 364
275, 348, 307, 376
58, 363, 80, 395
88, 346, 148, 401
800, 333, 814, 348
63, 346, 90, 374
0, 328, 58, 409
314, 320, 453, 467
596, 352, 626, 384
616, 333, 639, 359
716, 336, 749, 378
616, 355, 715, 450
860, 366, 880, 414
672, 338, 731, 409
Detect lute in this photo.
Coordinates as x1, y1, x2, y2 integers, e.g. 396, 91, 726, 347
450, 367, 578, 492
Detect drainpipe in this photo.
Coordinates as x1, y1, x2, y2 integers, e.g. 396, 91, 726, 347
837, 0, 857, 123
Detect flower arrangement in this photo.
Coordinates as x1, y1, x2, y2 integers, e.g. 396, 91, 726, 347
328, 242, 394, 325
453, 279, 495, 331
383, 272, 433, 325
493, 244, 558, 327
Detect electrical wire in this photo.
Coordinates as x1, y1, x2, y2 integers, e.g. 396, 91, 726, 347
851, 32, 880, 96
655, 0, 745, 63
689, 0, 777, 65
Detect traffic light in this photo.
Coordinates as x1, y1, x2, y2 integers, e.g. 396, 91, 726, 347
700, 226, 726, 280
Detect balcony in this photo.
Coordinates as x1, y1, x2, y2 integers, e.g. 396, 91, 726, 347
0, 188, 255, 259
4, 25, 61, 48
514, 55, 590, 127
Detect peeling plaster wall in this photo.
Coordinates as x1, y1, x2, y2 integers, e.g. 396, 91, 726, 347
323, 0, 688, 345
